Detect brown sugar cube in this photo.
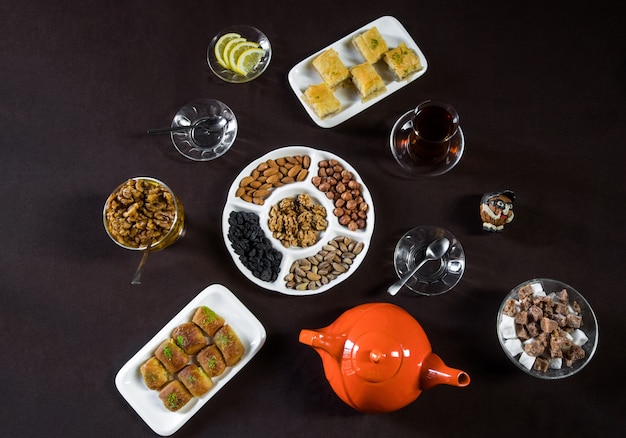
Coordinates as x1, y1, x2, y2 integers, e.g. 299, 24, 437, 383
197, 344, 227, 378
566, 313, 582, 328
533, 356, 550, 372
502, 299, 517, 317
172, 322, 208, 355
517, 284, 534, 300
540, 317, 559, 333
214, 324, 245, 366
192, 306, 225, 336
155, 338, 190, 374
158, 380, 193, 412
178, 364, 213, 397
140, 356, 171, 390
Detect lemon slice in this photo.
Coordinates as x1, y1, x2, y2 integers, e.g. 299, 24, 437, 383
235, 48, 266, 76
222, 37, 247, 69
228, 41, 260, 73
214, 32, 241, 69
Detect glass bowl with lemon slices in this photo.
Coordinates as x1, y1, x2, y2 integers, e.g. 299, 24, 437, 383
208, 25, 271, 83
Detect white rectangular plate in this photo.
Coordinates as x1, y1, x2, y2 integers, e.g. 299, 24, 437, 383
288, 16, 428, 128
115, 284, 266, 436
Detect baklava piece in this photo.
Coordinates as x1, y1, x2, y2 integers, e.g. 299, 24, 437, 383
352, 27, 388, 63
214, 324, 245, 366
192, 306, 225, 337
197, 344, 227, 377
155, 338, 190, 374
350, 62, 386, 101
172, 322, 208, 355
383, 42, 423, 80
178, 364, 213, 397
158, 380, 193, 412
311, 48, 350, 88
140, 356, 171, 390
304, 83, 341, 119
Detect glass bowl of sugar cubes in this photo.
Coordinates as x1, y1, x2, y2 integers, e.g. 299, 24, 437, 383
496, 278, 598, 379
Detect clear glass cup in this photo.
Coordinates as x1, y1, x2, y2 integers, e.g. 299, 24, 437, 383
389, 100, 465, 177
169, 99, 238, 161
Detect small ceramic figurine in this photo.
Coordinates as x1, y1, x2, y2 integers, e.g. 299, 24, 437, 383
480, 190, 515, 232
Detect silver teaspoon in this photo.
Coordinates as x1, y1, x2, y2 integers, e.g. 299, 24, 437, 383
387, 237, 450, 296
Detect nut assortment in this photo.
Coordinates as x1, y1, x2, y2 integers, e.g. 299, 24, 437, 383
223, 146, 374, 295
269, 194, 328, 248
285, 236, 364, 291
104, 178, 178, 248
235, 154, 311, 205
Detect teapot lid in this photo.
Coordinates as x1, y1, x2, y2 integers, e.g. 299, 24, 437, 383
351, 332, 403, 382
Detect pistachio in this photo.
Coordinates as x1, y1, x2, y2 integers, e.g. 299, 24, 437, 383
284, 236, 364, 291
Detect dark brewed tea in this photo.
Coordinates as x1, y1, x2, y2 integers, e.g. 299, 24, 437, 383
414, 105, 456, 142
408, 102, 459, 163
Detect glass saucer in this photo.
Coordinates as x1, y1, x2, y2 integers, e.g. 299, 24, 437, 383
171, 99, 237, 161
389, 109, 465, 177
207, 25, 272, 83
393, 225, 465, 295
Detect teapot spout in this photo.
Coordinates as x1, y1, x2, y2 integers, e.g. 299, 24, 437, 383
299, 329, 346, 360
420, 353, 471, 390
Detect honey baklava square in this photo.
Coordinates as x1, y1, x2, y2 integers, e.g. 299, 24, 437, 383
311, 48, 350, 88
352, 27, 388, 63
303, 83, 342, 118
350, 62, 386, 101
383, 42, 423, 80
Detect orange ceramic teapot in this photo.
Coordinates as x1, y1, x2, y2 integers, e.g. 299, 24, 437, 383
299, 302, 470, 413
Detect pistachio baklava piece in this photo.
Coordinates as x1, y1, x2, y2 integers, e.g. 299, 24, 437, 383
140, 356, 171, 390
178, 363, 214, 397
304, 83, 342, 118
214, 324, 245, 366
197, 344, 227, 377
155, 338, 190, 374
172, 322, 208, 355
158, 380, 193, 412
192, 305, 225, 337
312, 48, 350, 88
352, 27, 388, 63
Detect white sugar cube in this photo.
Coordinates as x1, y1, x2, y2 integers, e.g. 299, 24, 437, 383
530, 282, 544, 295
549, 357, 563, 369
499, 314, 517, 339
571, 328, 589, 346
504, 338, 523, 356
519, 352, 536, 370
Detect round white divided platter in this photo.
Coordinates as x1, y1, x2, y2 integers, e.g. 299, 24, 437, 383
222, 146, 375, 295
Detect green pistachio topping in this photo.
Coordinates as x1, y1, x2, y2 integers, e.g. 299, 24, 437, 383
163, 345, 172, 360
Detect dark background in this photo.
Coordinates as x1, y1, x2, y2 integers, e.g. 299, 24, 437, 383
1, 1, 625, 436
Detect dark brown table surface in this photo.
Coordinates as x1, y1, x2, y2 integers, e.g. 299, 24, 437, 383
2, 1, 625, 436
